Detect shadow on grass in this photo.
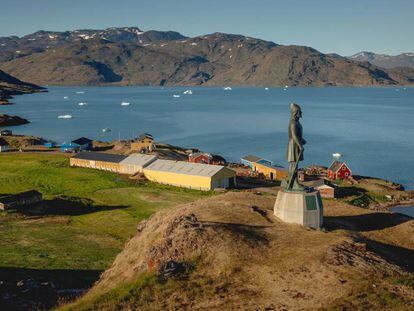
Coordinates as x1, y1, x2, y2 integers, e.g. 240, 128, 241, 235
336, 186, 367, 199
0, 267, 102, 311
324, 212, 411, 232
361, 238, 414, 272
18, 196, 129, 216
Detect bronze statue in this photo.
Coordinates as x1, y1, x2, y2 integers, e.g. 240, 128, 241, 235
286, 103, 306, 191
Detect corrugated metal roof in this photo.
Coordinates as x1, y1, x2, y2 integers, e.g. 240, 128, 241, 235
144, 159, 231, 177
120, 154, 157, 166
72, 152, 127, 163
241, 155, 261, 162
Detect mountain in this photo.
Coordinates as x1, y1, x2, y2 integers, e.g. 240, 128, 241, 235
0, 28, 413, 86
0, 27, 186, 63
0, 69, 44, 105
349, 52, 414, 69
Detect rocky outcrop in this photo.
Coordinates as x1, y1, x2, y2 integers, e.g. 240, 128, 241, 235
0, 114, 29, 126
349, 52, 414, 69
0, 69, 44, 106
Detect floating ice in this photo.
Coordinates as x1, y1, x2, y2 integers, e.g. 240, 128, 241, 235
58, 115, 72, 119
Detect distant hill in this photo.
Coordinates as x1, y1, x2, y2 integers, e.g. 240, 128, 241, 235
349, 52, 414, 69
0, 69, 44, 105
1, 27, 414, 86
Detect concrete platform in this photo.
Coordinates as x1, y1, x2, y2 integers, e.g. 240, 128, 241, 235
274, 189, 323, 229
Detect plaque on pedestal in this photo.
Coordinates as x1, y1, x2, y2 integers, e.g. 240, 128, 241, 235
274, 189, 323, 229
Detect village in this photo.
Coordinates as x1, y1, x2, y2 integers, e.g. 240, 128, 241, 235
0, 129, 381, 211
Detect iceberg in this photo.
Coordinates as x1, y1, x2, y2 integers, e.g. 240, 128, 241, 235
57, 115, 73, 119
183, 90, 193, 95
121, 102, 130, 106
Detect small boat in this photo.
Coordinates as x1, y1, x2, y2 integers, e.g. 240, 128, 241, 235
78, 102, 87, 106
102, 128, 111, 133
76, 91, 85, 94
183, 89, 193, 95
57, 115, 73, 119
121, 102, 130, 106
223, 86, 232, 91
173, 94, 181, 98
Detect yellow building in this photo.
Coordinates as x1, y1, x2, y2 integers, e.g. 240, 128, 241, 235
252, 162, 288, 181
70, 152, 127, 173
119, 154, 158, 174
143, 159, 236, 191
131, 133, 154, 153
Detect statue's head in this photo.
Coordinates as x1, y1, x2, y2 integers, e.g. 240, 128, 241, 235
290, 103, 302, 120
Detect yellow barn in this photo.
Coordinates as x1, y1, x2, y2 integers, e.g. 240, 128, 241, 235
143, 159, 236, 191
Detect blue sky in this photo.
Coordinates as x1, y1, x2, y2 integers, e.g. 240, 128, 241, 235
1, 0, 412, 56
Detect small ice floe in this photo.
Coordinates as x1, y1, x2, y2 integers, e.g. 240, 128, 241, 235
63, 96, 69, 99
121, 102, 130, 106
285, 85, 289, 88
265, 87, 269, 90
102, 128, 111, 133
183, 90, 193, 95
173, 94, 181, 98
332, 153, 342, 159
76, 91, 85, 94
57, 115, 73, 119
223, 86, 232, 91
78, 102, 87, 106
395, 89, 400, 92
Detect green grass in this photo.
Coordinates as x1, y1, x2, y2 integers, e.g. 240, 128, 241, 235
0, 153, 210, 276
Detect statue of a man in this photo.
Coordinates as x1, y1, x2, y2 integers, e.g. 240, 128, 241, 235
286, 103, 306, 191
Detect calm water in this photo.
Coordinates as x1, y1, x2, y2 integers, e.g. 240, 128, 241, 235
2, 86, 414, 189
391, 206, 414, 218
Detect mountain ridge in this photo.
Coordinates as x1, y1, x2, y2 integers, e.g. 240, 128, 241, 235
349, 51, 414, 69
1, 27, 414, 87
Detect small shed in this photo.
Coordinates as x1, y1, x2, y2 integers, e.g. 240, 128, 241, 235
71, 137, 93, 151
44, 141, 56, 148
304, 179, 336, 198
0, 190, 43, 210
119, 154, 158, 174
0, 138, 9, 152
327, 161, 352, 180
143, 159, 236, 191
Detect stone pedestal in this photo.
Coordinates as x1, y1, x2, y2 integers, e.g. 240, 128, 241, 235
274, 189, 323, 229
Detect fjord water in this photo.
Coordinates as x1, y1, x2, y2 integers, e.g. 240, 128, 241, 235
4, 86, 414, 189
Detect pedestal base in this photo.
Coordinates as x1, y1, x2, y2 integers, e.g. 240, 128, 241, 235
274, 189, 323, 229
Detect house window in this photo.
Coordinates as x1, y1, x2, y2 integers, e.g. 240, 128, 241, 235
345, 172, 349, 177
342, 166, 346, 170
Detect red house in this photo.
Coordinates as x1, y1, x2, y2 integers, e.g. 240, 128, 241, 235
188, 152, 213, 164
327, 161, 352, 180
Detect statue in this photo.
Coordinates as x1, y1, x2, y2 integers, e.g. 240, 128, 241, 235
286, 103, 306, 191
274, 102, 323, 229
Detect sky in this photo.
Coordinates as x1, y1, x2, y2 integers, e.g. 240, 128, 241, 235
0, 0, 413, 56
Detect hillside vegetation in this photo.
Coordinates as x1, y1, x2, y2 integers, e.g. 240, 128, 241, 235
0, 153, 210, 309
64, 192, 414, 310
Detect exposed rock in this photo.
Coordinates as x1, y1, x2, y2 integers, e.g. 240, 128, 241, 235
1, 30, 413, 86
0, 114, 29, 126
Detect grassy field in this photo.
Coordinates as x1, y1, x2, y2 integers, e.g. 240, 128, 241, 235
0, 153, 210, 291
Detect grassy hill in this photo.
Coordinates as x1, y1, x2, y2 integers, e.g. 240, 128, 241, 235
0, 153, 210, 309
62, 192, 414, 310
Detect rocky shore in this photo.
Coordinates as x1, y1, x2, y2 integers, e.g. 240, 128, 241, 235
0, 114, 29, 126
